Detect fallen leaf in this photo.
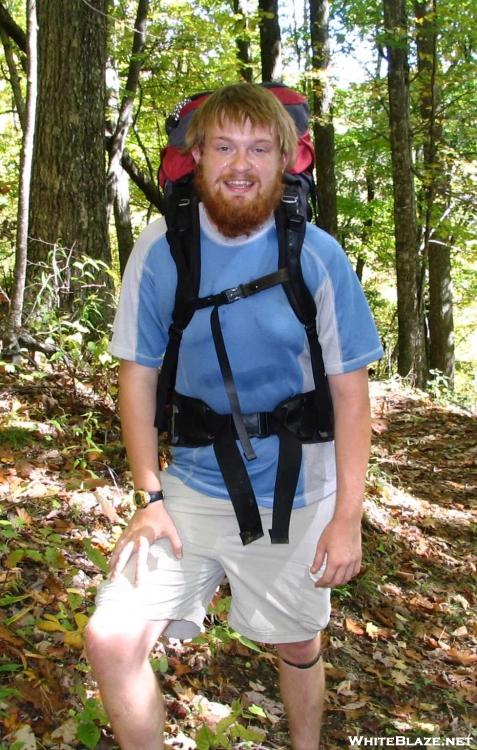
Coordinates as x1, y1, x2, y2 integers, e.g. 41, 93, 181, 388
6, 723, 37, 749
0, 623, 24, 646
345, 618, 364, 635
391, 669, 412, 685
340, 699, 368, 711
444, 648, 477, 665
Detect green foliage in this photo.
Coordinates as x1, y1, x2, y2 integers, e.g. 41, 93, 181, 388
82, 538, 110, 575
69, 695, 109, 750
195, 699, 265, 750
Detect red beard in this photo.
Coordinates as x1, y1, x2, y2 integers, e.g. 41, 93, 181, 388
194, 164, 284, 238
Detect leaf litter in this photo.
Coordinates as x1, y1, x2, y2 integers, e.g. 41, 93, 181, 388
0, 366, 475, 749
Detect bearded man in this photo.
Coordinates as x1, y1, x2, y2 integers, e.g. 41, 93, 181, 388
85, 83, 383, 750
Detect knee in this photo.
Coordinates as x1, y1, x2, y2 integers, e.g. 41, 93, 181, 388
84, 613, 144, 668
276, 635, 321, 666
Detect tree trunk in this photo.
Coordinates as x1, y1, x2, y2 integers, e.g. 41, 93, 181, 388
258, 0, 282, 82
27, 0, 109, 308
309, 0, 337, 237
428, 235, 454, 384
383, 0, 426, 386
107, 0, 149, 224
414, 0, 454, 385
114, 167, 135, 277
232, 0, 253, 81
5, 0, 36, 351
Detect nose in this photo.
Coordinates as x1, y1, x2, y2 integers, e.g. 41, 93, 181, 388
229, 147, 251, 172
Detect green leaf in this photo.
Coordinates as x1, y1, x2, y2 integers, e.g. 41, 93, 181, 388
25, 548, 43, 562
77, 721, 101, 749
151, 655, 169, 673
195, 725, 217, 750
0, 663, 22, 673
229, 630, 263, 652
83, 539, 109, 574
44, 546, 62, 567
247, 704, 267, 718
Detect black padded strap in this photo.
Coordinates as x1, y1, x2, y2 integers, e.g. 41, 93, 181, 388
155, 326, 183, 431
213, 428, 264, 546
210, 306, 257, 461
269, 420, 302, 544
305, 325, 334, 439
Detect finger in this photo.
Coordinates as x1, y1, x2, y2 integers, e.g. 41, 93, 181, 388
110, 540, 134, 580
134, 535, 150, 587
315, 561, 344, 588
310, 546, 326, 575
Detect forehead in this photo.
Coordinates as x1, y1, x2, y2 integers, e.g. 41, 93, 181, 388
205, 116, 278, 144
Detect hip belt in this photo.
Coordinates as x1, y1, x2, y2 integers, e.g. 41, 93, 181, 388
168, 391, 333, 545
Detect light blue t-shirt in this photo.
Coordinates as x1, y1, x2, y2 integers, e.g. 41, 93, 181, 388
110, 205, 383, 507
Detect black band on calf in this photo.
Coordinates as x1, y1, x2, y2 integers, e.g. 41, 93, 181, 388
279, 650, 322, 669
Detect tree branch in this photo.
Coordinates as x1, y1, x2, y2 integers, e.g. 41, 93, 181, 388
121, 148, 164, 212
0, 2, 26, 53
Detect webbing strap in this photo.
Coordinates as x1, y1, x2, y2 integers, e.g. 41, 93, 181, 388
195, 268, 289, 310
210, 306, 256, 461
213, 428, 264, 545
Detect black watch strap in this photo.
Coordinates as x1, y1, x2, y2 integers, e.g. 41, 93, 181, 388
134, 489, 165, 508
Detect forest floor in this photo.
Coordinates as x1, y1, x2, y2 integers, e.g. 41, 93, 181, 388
0, 361, 476, 750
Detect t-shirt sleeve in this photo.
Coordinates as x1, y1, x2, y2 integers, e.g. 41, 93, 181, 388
303, 229, 384, 375
109, 217, 171, 367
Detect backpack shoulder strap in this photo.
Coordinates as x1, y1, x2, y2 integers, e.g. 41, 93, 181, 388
155, 176, 200, 430
275, 177, 334, 439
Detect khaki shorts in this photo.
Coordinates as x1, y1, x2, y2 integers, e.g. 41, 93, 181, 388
95, 473, 336, 644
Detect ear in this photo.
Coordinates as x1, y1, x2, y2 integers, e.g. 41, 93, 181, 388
281, 153, 289, 172
191, 146, 202, 164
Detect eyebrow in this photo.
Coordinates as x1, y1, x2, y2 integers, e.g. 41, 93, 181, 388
211, 136, 274, 146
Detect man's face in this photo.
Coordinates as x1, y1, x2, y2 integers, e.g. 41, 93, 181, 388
192, 117, 287, 237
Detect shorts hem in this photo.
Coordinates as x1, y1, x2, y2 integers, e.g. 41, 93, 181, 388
228, 618, 328, 645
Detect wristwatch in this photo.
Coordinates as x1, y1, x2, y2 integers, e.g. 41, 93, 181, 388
133, 489, 165, 509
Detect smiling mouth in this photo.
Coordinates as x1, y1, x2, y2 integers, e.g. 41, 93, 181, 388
223, 179, 256, 192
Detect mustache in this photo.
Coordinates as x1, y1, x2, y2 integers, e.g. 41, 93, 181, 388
220, 172, 258, 182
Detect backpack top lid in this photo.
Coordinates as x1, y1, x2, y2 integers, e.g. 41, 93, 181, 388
159, 83, 315, 190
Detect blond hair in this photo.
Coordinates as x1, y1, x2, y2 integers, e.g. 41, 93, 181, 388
184, 83, 297, 168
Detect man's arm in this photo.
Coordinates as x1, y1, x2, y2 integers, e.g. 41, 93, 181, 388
109, 360, 182, 585
311, 367, 371, 587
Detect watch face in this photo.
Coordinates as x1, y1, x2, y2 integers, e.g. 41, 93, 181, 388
134, 490, 149, 508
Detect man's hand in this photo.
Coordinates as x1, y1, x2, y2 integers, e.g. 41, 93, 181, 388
109, 502, 182, 586
310, 516, 362, 588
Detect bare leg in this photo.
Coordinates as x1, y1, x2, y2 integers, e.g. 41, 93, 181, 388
276, 635, 324, 750
85, 612, 169, 750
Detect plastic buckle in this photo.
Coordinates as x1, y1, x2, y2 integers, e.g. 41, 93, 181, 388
224, 285, 245, 303
282, 194, 298, 205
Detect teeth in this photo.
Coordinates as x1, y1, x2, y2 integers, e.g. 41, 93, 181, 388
226, 180, 252, 187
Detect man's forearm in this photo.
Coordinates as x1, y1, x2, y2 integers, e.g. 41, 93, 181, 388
328, 369, 371, 522
118, 360, 162, 491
